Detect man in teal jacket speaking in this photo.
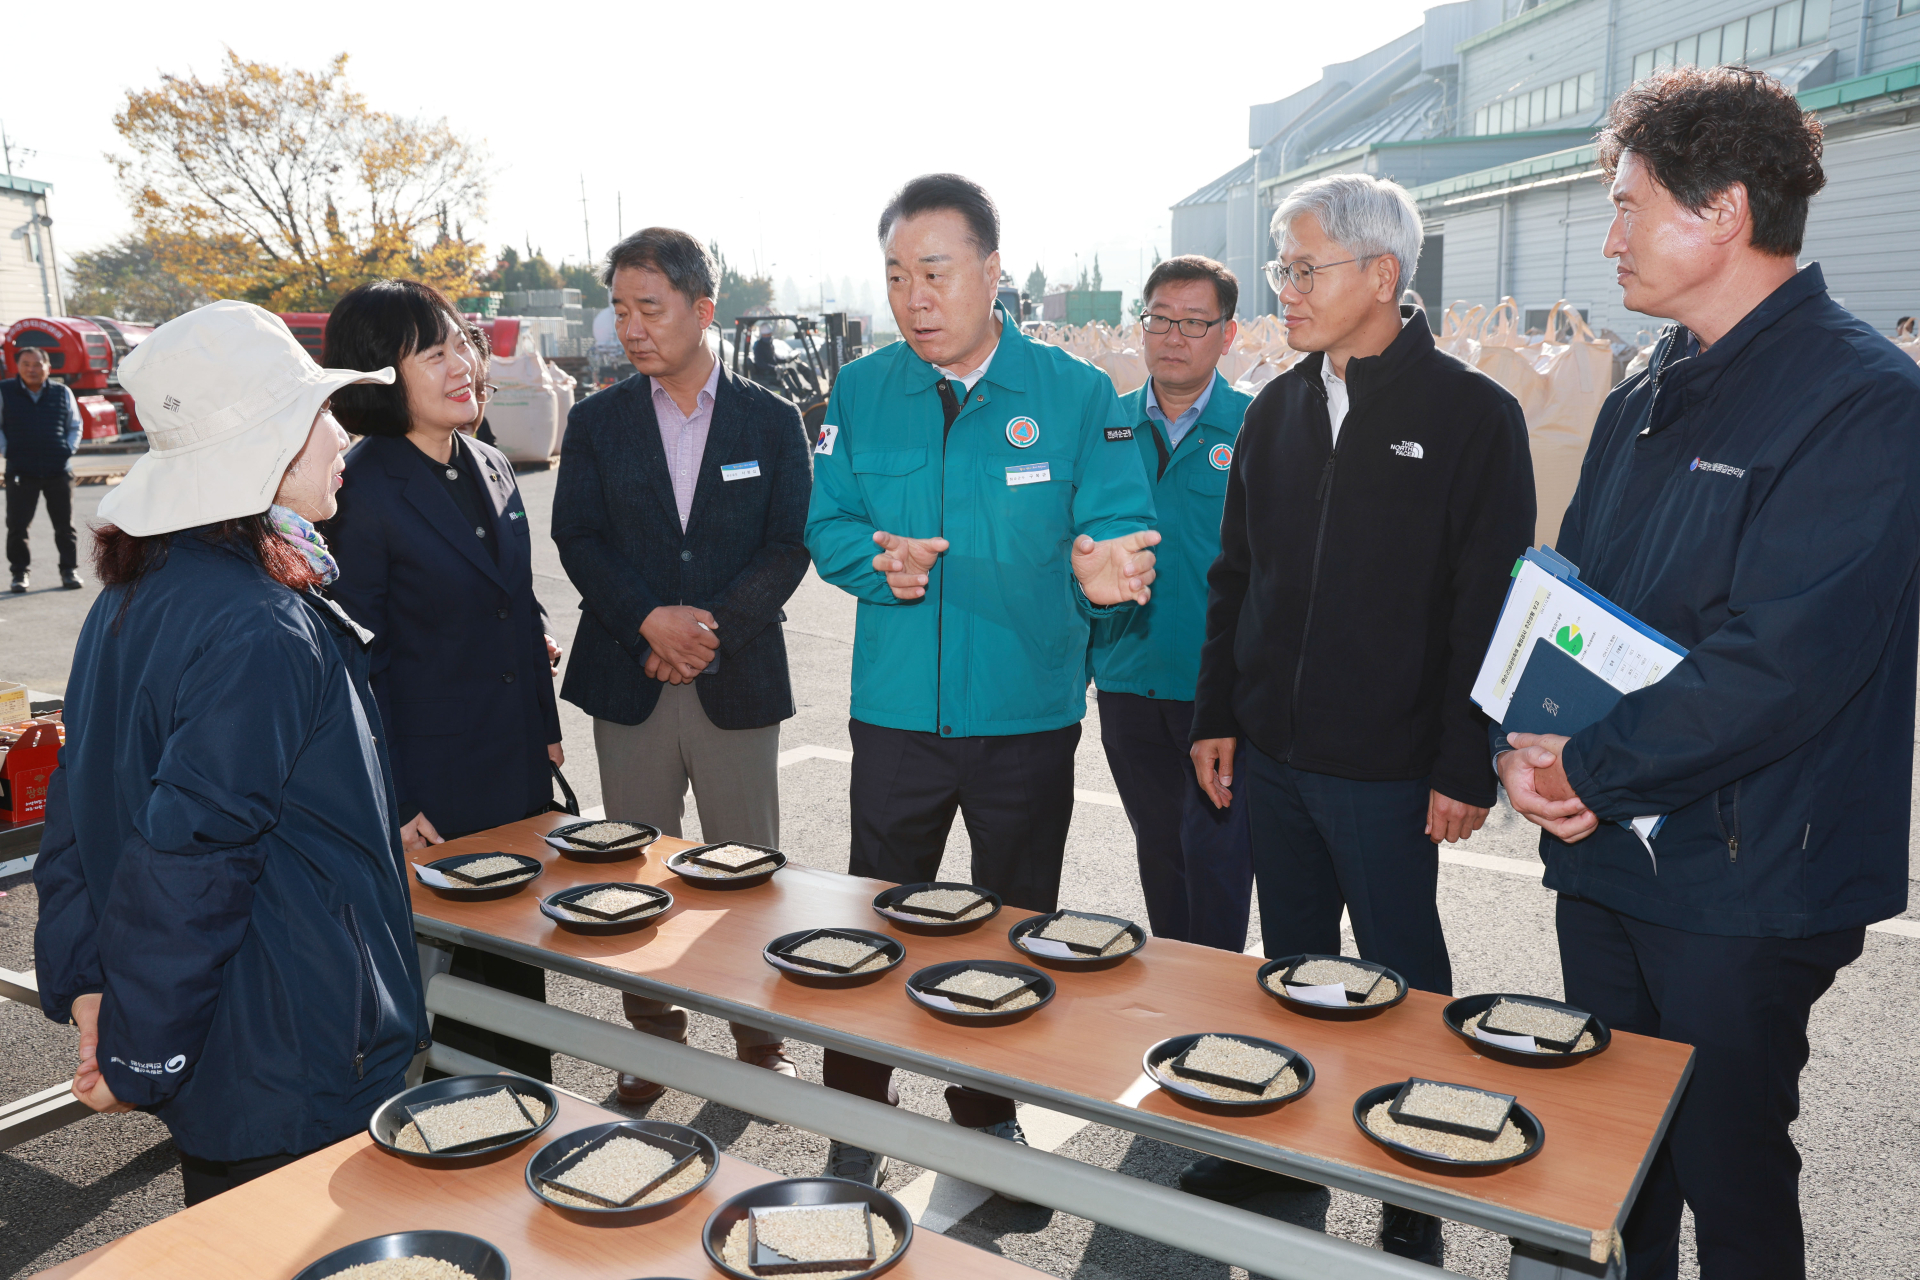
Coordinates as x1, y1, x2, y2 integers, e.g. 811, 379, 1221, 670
806, 173, 1159, 1185
1090, 256, 1254, 954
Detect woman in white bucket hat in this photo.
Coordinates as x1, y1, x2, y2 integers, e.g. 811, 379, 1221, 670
32, 300, 433, 1205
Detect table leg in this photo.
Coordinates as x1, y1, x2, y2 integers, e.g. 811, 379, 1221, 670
1507, 1240, 1622, 1279
407, 937, 458, 1087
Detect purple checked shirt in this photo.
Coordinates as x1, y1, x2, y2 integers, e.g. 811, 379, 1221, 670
652, 357, 722, 531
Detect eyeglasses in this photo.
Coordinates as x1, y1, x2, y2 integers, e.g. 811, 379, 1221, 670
1141, 314, 1228, 338
1262, 256, 1375, 295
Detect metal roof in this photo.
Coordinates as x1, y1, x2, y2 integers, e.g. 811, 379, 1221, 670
1172, 158, 1255, 208
1306, 77, 1449, 156
0, 174, 52, 196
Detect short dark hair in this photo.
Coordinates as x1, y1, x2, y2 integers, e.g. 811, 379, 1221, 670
1597, 64, 1824, 257
602, 227, 715, 302
323, 280, 464, 438
1143, 255, 1239, 320
877, 174, 999, 255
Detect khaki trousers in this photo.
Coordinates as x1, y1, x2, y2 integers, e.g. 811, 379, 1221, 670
596, 682, 783, 1051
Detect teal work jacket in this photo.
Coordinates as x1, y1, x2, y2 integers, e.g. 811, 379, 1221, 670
1090, 372, 1251, 703
806, 307, 1156, 738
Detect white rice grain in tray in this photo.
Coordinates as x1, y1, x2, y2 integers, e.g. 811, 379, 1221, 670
1464, 1010, 1597, 1053
696, 843, 776, 868
564, 821, 650, 846
539, 1146, 710, 1208
898, 889, 989, 919
395, 1094, 545, 1154
1037, 913, 1127, 950
410, 1089, 536, 1150
754, 1204, 873, 1263
721, 1209, 898, 1277
1268, 960, 1399, 1004
547, 1136, 678, 1204
1179, 1035, 1286, 1084
551, 888, 664, 922
1480, 1000, 1590, 1043
932, 970, 1029, 1002
1365, 1102, 1528, 1161
448, 855, 534, 883
327, 1259, 480, 1280
1170, 1062, 1303, 1102
789, 937, 882, 968
1399, 1082, 1510, 1131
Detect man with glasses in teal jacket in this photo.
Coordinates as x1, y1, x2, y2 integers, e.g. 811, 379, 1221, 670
805, 173, 1160, 1187
1091, 256, 1254, 953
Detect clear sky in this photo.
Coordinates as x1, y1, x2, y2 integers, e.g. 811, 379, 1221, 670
1, 0, 1437, 315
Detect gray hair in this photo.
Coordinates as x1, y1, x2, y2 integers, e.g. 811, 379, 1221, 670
602, 226, 716, 302
1270, 174, 1422, 295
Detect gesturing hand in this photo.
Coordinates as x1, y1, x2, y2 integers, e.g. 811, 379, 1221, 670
1497, 732, 1599, 843
400, 812, 444, 852
641, 605, 720, 682
1073, 529, 1162, 606
70, 993, 132, 1114
1191, 737, 1236, 810
871, 531, 949, 601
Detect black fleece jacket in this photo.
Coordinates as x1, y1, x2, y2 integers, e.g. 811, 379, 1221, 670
1192, 310, 1535, 806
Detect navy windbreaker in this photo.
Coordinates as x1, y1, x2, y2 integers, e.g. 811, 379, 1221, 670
1524, 265, 1920, 938
34, 535, 429, 1160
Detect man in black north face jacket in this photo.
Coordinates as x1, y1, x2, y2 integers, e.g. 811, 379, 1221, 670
1499, 68, 1920, 1280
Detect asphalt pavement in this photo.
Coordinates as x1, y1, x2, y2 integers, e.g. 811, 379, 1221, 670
1, 464, 1916, 1279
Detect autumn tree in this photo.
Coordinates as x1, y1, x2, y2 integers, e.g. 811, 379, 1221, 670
67, 230, 254, 323
111, 51, 489, 311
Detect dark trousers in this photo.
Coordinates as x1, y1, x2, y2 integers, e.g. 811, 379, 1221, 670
829, 718, 1081, 1127
1242, 743, 1452, 995
1095, 690, 1252, 950
5, 470, 76, 574
1556, 895, 1863, 1280
179, 1146, 318, 1206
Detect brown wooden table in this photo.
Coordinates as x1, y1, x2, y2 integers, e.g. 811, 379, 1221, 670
32, 1091, 1046, 1279
411, 815, 1693, 1267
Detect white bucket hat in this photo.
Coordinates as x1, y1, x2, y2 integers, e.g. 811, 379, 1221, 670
98, 300, 395, 536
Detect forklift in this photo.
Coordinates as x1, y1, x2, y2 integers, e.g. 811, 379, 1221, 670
726, 313, 864, 445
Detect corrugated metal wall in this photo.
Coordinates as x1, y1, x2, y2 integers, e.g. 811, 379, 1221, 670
0, 188, 63, 325
1437, 206, 1504, 310
1800, 121, 1920, 329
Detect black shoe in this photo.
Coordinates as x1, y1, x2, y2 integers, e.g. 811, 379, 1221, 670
60, 570, 82, 590
1378, 1205, 1443, 1264
1176, 1154, 1322, 1203
9, 573, 24, 594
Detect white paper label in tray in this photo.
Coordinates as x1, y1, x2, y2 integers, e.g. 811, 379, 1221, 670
1473, 1026, 1539, 1052
1021, 938, 1078, 959
413, 863, 457, 888
1285, 982, 1351, 1008
915, 991, 962, 1011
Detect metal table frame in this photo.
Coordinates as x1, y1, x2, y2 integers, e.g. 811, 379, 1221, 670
416, 914, 1665, 1279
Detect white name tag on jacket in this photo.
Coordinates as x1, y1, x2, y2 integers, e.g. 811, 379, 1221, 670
1005, 461, 1051, 486
721, 461, 761, 481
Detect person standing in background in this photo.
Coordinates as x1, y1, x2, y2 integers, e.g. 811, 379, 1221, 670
325, 280, 565, 1083
3, 345, 85, 592
553, 228, 812, 1103
1090, 255, 1254, 952
1186, 174, 1533, 1260
805, 173, 1159, 1187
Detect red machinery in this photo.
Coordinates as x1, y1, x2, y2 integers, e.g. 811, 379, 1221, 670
2, 316, 154, 445
278, 313, 523, 364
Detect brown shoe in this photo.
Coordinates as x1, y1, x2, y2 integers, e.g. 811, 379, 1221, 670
738, 1043, 797, 1077
616, 1074, 667, 1105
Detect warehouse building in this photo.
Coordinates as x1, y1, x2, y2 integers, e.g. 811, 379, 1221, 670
1, 174, 62, 327
1175, 0, 1920, 334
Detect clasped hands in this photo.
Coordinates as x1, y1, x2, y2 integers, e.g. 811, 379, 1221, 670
870, 528, 1162, 605
1497, 731, 1599, 843
641, 605, 719, 683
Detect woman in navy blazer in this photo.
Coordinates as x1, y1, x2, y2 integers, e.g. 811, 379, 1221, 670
324, 280, 562, 1078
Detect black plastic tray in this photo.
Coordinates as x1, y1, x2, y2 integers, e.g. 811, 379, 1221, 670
1387, 1077, 1515, 1141
368, 1074, 558, 1163
871, 882, 1003, 935
1007, 910, 1145, 970
539, 882, 673, 936
545, 818, 661, 862
1143, 1033, 1315, 1113
702, 1177, 913, 1280
290, 1230, 510, 1280
763, 928, 906, 987
1255, 953, 1408, 1019
904, 959, 1054, 1025
524, 1119, 719, 1217
1440, 992, 1612, 1066
1352, 1081, 1546, 1170
415, 851, 544, 901
665, 842, 788, 891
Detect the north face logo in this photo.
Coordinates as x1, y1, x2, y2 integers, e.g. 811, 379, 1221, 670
1391, 440, 1424, 459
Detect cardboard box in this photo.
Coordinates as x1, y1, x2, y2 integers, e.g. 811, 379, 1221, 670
0, 683, 29, 728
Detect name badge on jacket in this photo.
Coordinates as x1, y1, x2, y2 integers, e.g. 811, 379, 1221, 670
722, 461, 761, 481
1006, 462, 1052, 486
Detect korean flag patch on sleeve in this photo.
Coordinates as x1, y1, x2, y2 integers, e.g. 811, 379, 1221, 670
814, 422, 839, 456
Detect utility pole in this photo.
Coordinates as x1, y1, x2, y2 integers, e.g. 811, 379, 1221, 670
617, 192, 623, 241
579, 175, 592, 263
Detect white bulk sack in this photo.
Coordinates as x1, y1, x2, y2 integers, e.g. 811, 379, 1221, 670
487, 348, 561, 463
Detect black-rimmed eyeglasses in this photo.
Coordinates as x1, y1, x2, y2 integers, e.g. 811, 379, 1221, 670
1262, 255, 1375, 295
1142, 314, 1228, 338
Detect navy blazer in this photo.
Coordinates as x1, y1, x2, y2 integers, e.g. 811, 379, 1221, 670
553, 365, 811, 729
329, 433, 563, 837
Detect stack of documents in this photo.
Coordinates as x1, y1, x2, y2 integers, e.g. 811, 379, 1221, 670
1471, 548, 1688, 865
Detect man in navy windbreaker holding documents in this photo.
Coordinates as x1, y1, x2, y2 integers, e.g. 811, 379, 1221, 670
1498, 68, 1920, 1280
